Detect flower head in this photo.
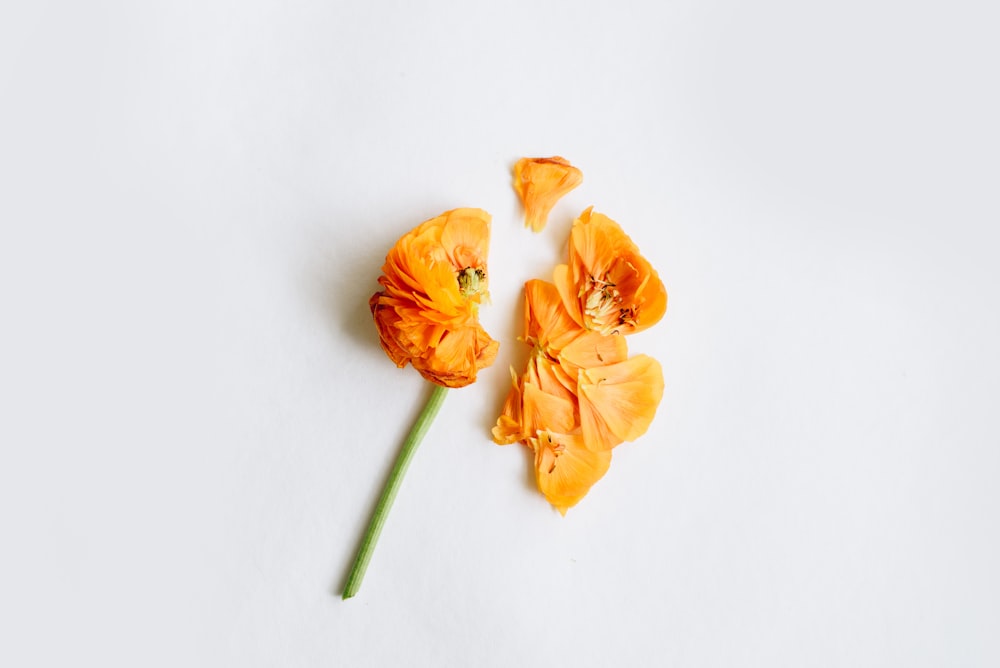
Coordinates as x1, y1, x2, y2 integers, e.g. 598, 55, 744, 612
370, 208, 498, 388
513, 156, 583, 232
554, 207, 667, 336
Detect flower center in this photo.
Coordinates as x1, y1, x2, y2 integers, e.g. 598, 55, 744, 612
583, 275, 636, 334
457, 266, 487, 299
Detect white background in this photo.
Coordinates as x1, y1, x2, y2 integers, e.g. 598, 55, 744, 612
2, 1, 998, 666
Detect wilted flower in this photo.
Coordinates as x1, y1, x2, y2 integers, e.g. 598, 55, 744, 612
345, 207, 499, 600
370, 208, 499, 387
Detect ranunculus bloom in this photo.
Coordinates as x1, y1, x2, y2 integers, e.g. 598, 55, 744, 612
370, 208, 498, 388
553, 207, 668, 336
513, 156, 583, 232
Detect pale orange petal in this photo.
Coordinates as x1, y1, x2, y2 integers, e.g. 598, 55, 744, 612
559, 330, 628, 376
526, 356, 578, 409
566, 207, 625, 278
531, 431, 612, 514
522, 378, 576, 437
552, 263, 585, 330
523, 279, 582, 352
491, 360, 577, 446
513, 157, 583, 233
578, 355, 664, 451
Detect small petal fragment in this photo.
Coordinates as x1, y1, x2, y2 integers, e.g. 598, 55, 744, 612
513, 157, 583, 232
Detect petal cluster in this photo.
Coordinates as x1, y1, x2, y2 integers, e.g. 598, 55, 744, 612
493, 210, 666, 514
370, 208, 499, 388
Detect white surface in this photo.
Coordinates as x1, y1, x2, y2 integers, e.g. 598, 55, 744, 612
2, 1, 999, 666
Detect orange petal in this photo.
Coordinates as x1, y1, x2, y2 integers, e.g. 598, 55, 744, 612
522, 375, 576, 436
369, 292, 411, 368
513, 157, 583, 233
523, 279, 582, 352
552, 262, 586, 330
531, 431, 612, 514
528, 356, 577, 405
412, 323, 498, 388
492, 368, 525, 445
559, 330, 628, 377
474, 323, 499, 370
491, 360, 577, 445
438, 208, 491, 282
578, 355, 664, 451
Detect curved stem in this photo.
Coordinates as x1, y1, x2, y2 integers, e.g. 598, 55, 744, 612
342, 383, 449, 599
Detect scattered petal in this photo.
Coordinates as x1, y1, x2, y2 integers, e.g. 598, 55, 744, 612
531, 431, 612, 515
578, 355, 664, 451
513, 157, 583, 232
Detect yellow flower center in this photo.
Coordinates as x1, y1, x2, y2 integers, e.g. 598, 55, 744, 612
457, 266, 487, 299
583, 275, 635, 335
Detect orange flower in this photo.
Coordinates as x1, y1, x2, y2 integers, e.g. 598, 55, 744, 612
370, 208, 498, 388
553, 207, 667, 336
513, 157, 583, 232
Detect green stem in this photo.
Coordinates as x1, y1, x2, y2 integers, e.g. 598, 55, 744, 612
342, 383, 449, 600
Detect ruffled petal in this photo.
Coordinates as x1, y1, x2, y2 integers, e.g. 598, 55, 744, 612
439, 208, 491, 283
